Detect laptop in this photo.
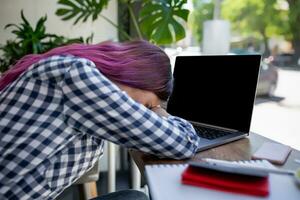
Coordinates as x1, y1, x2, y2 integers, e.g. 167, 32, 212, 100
167, 55, 261, 151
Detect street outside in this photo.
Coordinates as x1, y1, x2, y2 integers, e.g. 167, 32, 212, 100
251, 68, 300, 150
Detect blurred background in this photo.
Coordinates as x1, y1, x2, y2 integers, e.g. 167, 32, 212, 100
1, 0, 299, 199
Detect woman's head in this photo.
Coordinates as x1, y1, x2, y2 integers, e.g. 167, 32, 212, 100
0, 40, 173, 101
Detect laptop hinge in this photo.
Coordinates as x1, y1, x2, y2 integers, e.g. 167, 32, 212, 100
190, 121, 239, 132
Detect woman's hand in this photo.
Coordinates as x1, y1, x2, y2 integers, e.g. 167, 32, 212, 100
151, 105, 170, 117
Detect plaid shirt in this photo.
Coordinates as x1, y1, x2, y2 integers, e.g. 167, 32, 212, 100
0, 55, 201, 199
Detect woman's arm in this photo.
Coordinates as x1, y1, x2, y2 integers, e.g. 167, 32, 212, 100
61, 59, 201, 159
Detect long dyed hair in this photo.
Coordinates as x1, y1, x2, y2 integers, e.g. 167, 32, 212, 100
0, 40, 172, 100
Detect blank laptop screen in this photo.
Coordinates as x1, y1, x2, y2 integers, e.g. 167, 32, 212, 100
167, 55, 261, 133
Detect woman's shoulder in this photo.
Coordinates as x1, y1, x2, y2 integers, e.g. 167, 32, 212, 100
23, 55, 100, 85
27, 55, 98, 78
33, 55, 96, 70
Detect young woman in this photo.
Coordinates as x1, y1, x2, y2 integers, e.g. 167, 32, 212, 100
0, 40, 201, 200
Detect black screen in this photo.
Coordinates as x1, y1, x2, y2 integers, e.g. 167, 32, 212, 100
167, 55, 261, 133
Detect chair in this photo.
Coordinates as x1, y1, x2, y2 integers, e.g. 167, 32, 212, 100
75, 162, 100, 200
75, 142, 142, 200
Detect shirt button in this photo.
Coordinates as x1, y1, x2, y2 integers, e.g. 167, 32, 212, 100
187, 135, 193, 143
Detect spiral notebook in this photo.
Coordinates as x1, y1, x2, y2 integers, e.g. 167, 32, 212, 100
188, 158, 294, 177
145, 161, 300, 200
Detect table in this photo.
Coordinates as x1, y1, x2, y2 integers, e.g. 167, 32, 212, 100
129, 132, 300, 178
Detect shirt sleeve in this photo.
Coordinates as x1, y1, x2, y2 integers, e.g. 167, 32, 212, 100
61, 58, 201, 159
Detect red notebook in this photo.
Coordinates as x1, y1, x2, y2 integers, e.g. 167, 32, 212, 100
181, 166, 269, 197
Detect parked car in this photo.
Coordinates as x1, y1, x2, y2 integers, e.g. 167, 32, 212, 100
270, 53, 294, 67
229, 49, 279, 97
256, 60, 278, 97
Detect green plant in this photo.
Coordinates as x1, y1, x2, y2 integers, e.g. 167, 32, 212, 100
0, 40, 23, 71
55, 0, 190, 45
0, 10, 92, 73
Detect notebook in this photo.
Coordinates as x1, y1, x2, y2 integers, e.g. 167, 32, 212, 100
188, 158, 294, 177
182, 165, 269, 197
145, 163, 300, 200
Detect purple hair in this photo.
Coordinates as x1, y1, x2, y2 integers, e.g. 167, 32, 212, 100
0, 40, 172, 100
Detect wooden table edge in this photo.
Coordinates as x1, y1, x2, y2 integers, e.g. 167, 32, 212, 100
129, 132, 300, 177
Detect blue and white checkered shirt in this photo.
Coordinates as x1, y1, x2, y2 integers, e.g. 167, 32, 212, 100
0, 55, 201, 199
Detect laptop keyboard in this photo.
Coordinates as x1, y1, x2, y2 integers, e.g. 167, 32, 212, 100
193, 125, 232, 140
